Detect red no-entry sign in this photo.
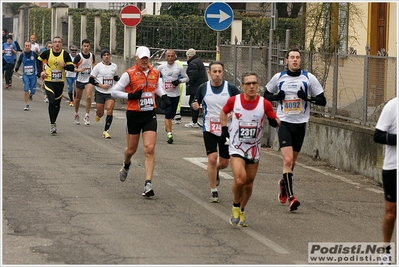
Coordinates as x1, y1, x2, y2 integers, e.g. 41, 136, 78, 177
120, 5, 142, 27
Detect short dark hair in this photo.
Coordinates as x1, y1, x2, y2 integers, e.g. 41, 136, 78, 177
286, 48, 300, 59
81, 39, 90, 45
53, 36, 62, 42
209, 61, 224, 70
241, 71, 258, 82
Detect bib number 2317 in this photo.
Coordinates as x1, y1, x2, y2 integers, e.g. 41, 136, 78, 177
238, 121, 258, 143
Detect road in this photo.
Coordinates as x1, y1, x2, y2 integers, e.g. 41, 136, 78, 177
2, 75, 393, 265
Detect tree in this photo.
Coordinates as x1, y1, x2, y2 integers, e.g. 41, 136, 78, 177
161, 3, 201, 17
276, 3, 304, 18
5, 2, 30, 15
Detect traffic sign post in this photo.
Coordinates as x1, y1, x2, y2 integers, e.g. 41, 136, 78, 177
120, 5, 142, 66
204, 2, 234, 61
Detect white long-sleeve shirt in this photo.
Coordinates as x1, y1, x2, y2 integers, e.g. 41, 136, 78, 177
157, 62, 189, 97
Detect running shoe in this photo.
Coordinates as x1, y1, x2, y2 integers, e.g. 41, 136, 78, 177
28, 90, 33, 101
197, 121, 203, 127
74, 114, 80, 125
95, 114, 100, 122
44, 97, 49, 103
278, 179, 287, 204
184, 121, 199, 128
50, 124, 57, 134
69, 101, 74, 107
238, 211, 248, 227
24, 104, 29, 111
84, 115, 90, 126
230, 206, 240, 226
167, 133, 173, 144
380, 246, 391, 265
102, 131, 111, 139
142, 182, 155, 197
289, 196, 300, 211
216, 170, 220, 186
380, 253, 391, 265
172, 119, 182, 124
209, 191, 219, 203
119, 167, 128, 182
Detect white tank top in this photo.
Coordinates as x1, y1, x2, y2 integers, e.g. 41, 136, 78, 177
229, 95, 265, 161
76, 52, 93, 83
203, 81, 230, 136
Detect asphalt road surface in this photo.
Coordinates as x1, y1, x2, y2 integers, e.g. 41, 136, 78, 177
2, 75, 394, 265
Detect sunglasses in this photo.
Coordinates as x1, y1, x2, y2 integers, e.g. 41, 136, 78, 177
71, 50, 77, 52
243, 82, 259, 86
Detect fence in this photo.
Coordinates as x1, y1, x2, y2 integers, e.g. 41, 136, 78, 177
219, 42, 397, 126
16, 5, 397, 126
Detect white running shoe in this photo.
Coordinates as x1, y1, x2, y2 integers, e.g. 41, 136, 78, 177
75, 114, 80, 125
84, 115, 90, 126
184, 121, 199, 128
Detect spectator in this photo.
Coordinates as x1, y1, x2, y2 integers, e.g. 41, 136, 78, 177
184, 48, 207, 128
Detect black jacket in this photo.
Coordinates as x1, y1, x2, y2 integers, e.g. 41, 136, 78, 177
186, 55, 207, 95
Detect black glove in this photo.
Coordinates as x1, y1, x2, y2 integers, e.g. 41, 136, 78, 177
171, 79, 180, 86
267, 118, 278, 127
277, 90, 285, 100
220, 126, 229, 141
160, 94, 171, 109
128, 90, 143, 100
113, 75, 120, 81
297, 87, 308, 101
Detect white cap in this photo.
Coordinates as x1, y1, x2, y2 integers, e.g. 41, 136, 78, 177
136, 46, 151, 59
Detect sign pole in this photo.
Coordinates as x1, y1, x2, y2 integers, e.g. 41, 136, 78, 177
128, 27, 132, 67
120, 4, 142, 67
216, 32, 220, 61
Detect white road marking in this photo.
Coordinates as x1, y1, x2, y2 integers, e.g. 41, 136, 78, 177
183, 157, 233, 180
178, 189, 290, 255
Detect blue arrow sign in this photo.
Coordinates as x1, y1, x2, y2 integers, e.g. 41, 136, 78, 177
204, 2, 234, 31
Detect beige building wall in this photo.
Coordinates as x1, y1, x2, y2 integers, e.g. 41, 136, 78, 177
305, 2, 397, 57
387, 2, 397, 57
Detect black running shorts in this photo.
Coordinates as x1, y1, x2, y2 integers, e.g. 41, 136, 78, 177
126, 110, 157, 135
203, 131, 230, 159
95, 90, 114, 104
76, 81, 91, 90
382, 169, 397, 202
277, 121, 306, 152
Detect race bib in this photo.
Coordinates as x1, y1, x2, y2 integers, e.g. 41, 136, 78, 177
238, 121, 258, 143
283, 95, 302, 114
139, 92, 154, 111
164, 81, 176, 92
51, 69, 62, 81
103, 76, 113, 86
4, 48, 12, 56
210, 117, 222, 134
24, 65, 34, 75
81, 65, 91, 76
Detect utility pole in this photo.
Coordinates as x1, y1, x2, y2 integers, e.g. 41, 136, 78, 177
268, 3, 277, 81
